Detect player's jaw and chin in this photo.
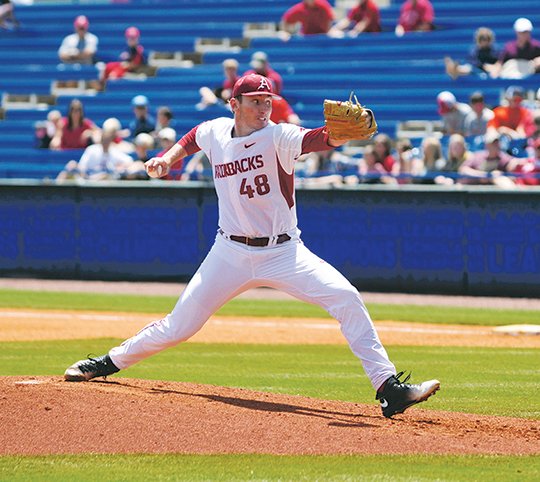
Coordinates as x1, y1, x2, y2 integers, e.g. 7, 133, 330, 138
231, 95, 273, 136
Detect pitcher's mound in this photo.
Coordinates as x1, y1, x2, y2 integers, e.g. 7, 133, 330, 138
1, 376, 538, 455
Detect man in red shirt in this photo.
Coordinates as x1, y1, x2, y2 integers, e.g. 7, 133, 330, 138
243, 51, 283, 94
487, 86, 535, 139
332, 0, 381, 37
282, 0, 334, 36
270, 96, 301, 125
395, 0, 434, 36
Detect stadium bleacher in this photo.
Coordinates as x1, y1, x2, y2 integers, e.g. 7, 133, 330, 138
0, 0, 538, 179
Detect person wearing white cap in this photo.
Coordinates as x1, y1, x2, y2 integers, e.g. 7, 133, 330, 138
58, 15, 99, 64
156, 127, 177, 153
489, 17, 540, 79
243, 51, 283, 95
436, 91, 471, 135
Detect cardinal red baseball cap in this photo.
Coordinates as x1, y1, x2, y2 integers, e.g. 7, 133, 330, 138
74, 15, 89, 29
125, 26, 140, 39
231, 74, 280, 98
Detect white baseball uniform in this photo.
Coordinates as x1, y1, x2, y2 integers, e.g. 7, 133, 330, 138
109, 118, 396, 390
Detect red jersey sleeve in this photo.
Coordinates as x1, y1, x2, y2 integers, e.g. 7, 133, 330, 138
301, 126, 333, 154
178, 125, 201, 156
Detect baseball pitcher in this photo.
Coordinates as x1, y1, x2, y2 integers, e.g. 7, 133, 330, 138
65, 74, 440, 418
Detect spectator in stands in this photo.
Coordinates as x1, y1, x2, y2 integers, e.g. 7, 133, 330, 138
216, 58, 241, 102
331, 0, 381, 37
102, 117, 133, 153
270, 96, 301, 125
58, 15, 98, 65
514, 137, 540, 186
412, 136, 448, 184
153, 106, 177, 146
129, 95, 156, 139
444, 27, 499, 80
356, 145, 397, 184
244, 52, 283, 95
180, 151, 212, 182
437, 91, 471, 136
394, 137, 416, 184
158, 127, 176, 153
155, 128, 184, 180
529, 112, 540, 142
395, 0, 434, 37
133, 133, 155, 164
50, 99, 98, 150
155, 106, 176, 132
197, 58, 240, 109
56, 124, 137, 182
458, 131, 519, 187
34, 121, 50, 149
464, 91, 494, 137
487, 85, 535, 139
281, 0, 335, 39
373, 133, 398, 176
34, 110, 62, 149
442, 134, 474, 178
156, 128, 176, 155
78, 129, 140, 180
489, 18, 540, 79
0, 0, 19, 30
100, 26, 146, 84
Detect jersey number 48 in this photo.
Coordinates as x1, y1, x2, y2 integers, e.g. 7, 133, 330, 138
240, 174, 271, 198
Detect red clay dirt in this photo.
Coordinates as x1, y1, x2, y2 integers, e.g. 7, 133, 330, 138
1, 376, 539, 456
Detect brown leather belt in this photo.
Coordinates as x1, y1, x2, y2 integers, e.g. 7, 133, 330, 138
224, 231, 291, 247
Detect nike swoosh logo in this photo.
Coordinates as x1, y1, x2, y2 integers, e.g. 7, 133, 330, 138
380, 399, 389, 408
244, 142, 256, 149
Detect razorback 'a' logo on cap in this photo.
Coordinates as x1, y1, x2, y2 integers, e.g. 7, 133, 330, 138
231, 74, 280, 98
258, 77, 271, 91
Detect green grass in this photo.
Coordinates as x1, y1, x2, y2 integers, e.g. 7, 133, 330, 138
1, 454, 538, 481
1, 290, 538, 482
0, 288, 539, 326
1, 340, 538, 419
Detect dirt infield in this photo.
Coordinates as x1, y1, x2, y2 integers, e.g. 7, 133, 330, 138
1, 376, 539, 456
1, 279, 538, 456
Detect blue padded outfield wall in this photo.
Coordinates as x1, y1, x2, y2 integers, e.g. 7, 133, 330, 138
0, 182, 539, 297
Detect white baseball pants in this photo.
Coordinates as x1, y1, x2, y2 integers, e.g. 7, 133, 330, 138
109, 234, 396, 391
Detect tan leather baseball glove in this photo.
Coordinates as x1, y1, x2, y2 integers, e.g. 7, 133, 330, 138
323, 93, 378, 142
